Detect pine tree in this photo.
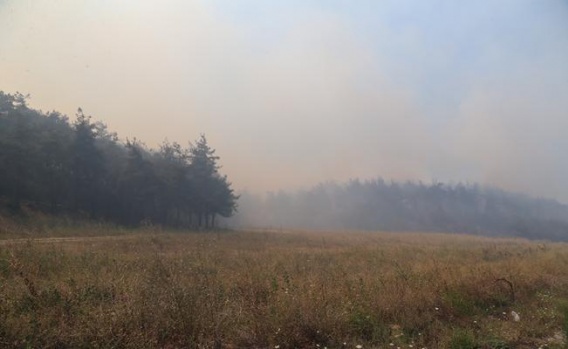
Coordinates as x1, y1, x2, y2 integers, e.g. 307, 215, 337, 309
188, 135, 237, 228
119, 139, 161, 225
71, 109, 106, 216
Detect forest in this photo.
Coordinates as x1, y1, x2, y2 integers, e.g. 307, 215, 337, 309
2, 90, 568, 241
0, 91, 238, 228
233, 180, 568, 241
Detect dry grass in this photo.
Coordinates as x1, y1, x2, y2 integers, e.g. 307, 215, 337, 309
1, 228, 568, 348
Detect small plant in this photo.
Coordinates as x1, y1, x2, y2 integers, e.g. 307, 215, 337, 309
349, 310, 389, 343
449, 328, 477, 349
481, 336, 509, 349
445, 290, 476, 317
559, 300, 568, 339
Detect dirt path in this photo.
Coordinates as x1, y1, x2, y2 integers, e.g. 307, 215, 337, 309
0, 234, 149, 245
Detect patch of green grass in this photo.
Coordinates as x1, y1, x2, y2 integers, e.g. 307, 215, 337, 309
349, 309, 390, 343
480, 336, 510, 349
445, 290, 476, 317
449, 328, 477, 349
558, 298, 568, 339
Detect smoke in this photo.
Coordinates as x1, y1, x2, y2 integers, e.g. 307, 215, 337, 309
1, 0, 567, 201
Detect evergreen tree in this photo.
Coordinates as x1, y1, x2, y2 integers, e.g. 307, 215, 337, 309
157, 141, 191, 226
188, 135, 237, 228
71, 109, 106, 216
0, 93, 37, 210
210, 174, 238, 225
36, 111, 73, 213
119, 140, 161, 225
0, 90, 239, 230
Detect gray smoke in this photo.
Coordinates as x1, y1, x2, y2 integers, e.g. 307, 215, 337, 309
1, 0, 567, 201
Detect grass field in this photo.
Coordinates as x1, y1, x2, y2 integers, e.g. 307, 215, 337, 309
1, 227, 568, 348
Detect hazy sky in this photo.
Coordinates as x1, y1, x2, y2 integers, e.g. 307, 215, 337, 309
1, 0, 567, 201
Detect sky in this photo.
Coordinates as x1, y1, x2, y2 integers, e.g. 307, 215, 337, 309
1, 0, 567, 201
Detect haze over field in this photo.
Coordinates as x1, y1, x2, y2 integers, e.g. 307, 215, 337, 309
1, 0, 567, 201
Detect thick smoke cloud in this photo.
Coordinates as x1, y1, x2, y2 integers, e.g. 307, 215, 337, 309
1, 0, 567, 201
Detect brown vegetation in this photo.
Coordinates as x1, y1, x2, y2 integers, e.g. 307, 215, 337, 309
1, 228, 567, 348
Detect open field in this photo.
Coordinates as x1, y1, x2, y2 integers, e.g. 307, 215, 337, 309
1, 228, 568, 348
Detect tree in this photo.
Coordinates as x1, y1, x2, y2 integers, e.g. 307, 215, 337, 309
0, 90, 239, 230
119, 139, 162, 225
0, 93, 40, 210
209, 174, 238, 227
37, 111, 73, 213
157, 141, 191, 226
188, 135, 237, 228
71, 109, 106, 216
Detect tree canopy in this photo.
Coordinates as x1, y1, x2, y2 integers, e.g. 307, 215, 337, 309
232, 179, 568, 241
0, 91, 238, 228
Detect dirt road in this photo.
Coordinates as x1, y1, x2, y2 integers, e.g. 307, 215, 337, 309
0, 234, 147, 245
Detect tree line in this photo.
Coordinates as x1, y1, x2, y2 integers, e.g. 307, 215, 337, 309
0, 91, 238, 228
232, 179, 568, 241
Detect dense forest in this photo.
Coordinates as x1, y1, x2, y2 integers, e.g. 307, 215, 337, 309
0, 91, 238, 228
232, 180, 568, 241
2, 90, 567, 240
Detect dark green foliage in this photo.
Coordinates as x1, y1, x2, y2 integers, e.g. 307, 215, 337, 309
444, 290, 476, 317
559, 299, 568, 339
71, 109, 106, 216
120, 139, 162, 225
349, 310, 390, 343
449, 329, 477, 349
0, 91, 237, 228
188, 135, 238, 228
